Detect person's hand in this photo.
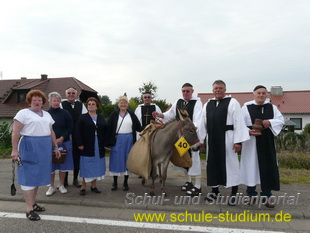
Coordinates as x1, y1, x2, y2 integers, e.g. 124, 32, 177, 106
152, 111, 159, 118
233, 144, 242, 153
249, 129, 262, 136
262, 120, 271, 129
11, 150, 19, 161
104, 147, 111, 151
78, 146, 84, 151
54, 148, 61, 159
152, 111, 163, 119
56, 136, 64, 145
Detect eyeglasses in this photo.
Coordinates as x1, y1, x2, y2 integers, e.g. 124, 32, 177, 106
67, 92, 76, 95
182, 90, 191, 93
144, 96, 151, 99
88, 103, 96, 106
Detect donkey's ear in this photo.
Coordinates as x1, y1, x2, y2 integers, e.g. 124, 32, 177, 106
177, 107, 189, 121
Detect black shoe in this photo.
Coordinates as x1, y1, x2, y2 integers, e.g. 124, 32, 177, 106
265, 200, 275, 208
91, 187, 101, 193
228, 196, 237, 206
186, 187, 202, 196
80, 189, 86, 196
181, 182, 193, 191
73, 180, 82, 188
204, 193, 220, 202
123, 185, 129, 191
111, 184, 117, 191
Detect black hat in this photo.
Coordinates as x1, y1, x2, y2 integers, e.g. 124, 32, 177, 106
182, 83, 193, 88
143, 91, 152, 95
253, 85, 267, 91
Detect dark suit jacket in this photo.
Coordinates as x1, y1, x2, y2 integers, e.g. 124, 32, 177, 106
75, 113, 107, 157
107, 110, 142, 146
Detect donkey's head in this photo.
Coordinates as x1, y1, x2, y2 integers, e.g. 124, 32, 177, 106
177, 108, 200, 151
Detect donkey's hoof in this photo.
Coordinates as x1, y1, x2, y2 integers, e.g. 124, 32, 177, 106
142, 178, 146, 185
150, 192, 155, 196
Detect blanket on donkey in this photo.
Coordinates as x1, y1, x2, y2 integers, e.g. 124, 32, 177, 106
127, 120, 192, 179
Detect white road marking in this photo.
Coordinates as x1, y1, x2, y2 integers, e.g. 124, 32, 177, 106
0, 212, 285, 233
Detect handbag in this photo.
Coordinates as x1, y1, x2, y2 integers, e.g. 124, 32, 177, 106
11, 161, 17, 196
52, 144, 67, 164
10, 157, 22, 196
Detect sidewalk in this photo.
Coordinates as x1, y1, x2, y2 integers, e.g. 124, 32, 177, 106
1, 158, 309, 220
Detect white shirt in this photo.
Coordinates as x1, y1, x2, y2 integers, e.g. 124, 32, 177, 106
14, 109, 54, 136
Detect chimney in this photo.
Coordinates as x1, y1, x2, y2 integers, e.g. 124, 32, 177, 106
41, 74, 48, 80
21, 77, 27, 79
270, 86, 283, 96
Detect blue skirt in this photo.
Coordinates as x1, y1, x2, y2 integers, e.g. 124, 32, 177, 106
51, 140, 74, 172
80, 137, 106, 178
18, 136, 52, 186
109, 133, 133, 173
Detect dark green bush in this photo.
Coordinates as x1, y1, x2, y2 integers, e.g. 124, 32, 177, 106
276, 131, 305, 152
0, 121, 12, 147
278, 151, 310, 170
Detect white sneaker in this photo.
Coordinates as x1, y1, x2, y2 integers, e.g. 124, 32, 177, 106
59, 185, 67, 194
46, 187, 55, 196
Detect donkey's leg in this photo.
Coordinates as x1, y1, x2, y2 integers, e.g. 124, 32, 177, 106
161, 159, 170, 195
150, 162, 157, 196
158, 163, 163, 184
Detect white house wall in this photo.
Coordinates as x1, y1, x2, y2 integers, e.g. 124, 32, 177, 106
283, 113, 310, 133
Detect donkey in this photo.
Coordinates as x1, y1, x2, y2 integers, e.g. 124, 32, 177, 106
149, 108, 200, 196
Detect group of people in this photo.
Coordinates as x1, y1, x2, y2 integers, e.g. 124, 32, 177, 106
11, 80, 284, 221
153, 80, 284, 208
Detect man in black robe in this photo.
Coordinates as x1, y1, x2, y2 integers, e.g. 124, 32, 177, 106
203, 80, 249, 205
239, 85, 284, 208
61, 87, 87, 187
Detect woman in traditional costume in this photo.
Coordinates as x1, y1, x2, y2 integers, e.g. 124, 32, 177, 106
75, 97, 107, 196
107, 95, 142, 191
11, 90, 60, 221
46, 92, 74, 196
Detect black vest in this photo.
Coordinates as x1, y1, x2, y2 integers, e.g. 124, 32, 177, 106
247, 103, 274, 124
62, 100, 83, 126
140, 105, 156, 128
176, 99, 197, 121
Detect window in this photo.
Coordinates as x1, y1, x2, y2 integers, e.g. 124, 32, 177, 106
17, 92, 27, 103
290, 118, 302, 130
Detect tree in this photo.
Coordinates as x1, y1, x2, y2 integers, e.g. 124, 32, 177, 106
153, 99, 171, 112
102, 104, 117, 118
129, 97, 141, 107
135, 81, 172, 111
138, 81, 158, 98
128, 98, 138, 111
98, 95, 112, 105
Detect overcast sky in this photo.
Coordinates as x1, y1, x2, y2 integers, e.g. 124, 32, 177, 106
1, 0, 309, 104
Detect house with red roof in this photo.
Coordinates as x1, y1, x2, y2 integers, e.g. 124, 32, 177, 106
198, 86, 310, 133
0, 74, 99, 123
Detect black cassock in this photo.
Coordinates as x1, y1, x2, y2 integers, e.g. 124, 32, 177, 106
247, 103, 280, 191
141, 105, 156, 129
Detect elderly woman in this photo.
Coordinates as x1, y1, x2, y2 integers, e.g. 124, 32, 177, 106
107, 96, 142, 191
11, 90, 60, 221
75, 97, 107, 196
46, 92, 74, 196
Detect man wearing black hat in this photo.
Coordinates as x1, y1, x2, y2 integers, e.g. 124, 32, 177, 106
153, 83, 206, 196
135, 91, 162, 133
203, 80, 249, 205
239, 85, 284, 208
